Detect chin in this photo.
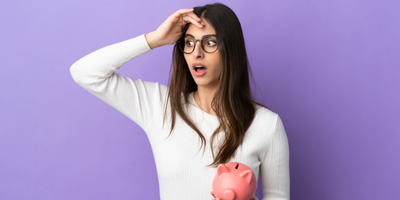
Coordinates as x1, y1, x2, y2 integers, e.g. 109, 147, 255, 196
194, 79, 219, 89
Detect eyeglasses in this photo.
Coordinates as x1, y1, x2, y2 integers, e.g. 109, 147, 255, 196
178, 34, 221, 54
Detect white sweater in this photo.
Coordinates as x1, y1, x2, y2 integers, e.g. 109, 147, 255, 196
70, 34, 290, 200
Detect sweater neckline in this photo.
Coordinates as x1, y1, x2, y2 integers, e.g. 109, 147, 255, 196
188, 92, 219, 120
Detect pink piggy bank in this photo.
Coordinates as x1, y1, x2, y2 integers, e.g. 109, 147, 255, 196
212, 162, 256, 200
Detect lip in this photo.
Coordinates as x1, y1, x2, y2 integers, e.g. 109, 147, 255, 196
192, 63, 207, 77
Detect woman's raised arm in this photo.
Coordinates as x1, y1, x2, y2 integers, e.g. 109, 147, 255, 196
69, 8, 204, 129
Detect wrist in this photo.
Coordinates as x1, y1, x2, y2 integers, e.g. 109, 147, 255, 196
145, 31, 163, 49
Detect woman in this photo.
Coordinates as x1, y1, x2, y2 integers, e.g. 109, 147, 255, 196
70, 3, 289, 200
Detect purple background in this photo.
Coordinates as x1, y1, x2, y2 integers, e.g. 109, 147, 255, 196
1, 0, 399, 199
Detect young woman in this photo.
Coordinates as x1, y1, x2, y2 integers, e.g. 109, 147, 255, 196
70, 3, 289, 200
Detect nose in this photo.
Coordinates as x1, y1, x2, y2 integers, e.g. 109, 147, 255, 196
192, 41, 204, 59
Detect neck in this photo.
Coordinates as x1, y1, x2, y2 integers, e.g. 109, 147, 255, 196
194, 86, 218, 116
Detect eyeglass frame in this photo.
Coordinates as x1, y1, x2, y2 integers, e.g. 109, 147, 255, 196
178, 34, 222, 54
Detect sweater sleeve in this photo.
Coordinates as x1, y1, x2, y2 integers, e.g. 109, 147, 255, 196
70, 34, 168, 130
260, 115, 290, 200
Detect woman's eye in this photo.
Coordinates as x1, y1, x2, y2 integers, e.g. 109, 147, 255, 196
206, 40, 217, 46
186, 40, 194, 46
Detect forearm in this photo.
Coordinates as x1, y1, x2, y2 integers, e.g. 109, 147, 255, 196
70, 34, 152, 92
69, 34, 167, 127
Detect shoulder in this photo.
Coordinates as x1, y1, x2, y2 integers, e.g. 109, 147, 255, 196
253, 104, 280, 127
249, 105, 288, 157
249, 104, 285, 140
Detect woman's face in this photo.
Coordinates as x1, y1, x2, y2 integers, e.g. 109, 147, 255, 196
184, 19, 223, 90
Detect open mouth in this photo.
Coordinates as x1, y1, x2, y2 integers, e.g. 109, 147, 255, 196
192, 63, 207, 76
194, 66, 206, 72
193, 63, 207, 71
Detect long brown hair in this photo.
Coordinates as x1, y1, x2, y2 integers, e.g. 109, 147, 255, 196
164, 3, 264, 167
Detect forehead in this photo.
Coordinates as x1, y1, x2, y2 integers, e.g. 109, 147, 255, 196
185, 18, 216, 38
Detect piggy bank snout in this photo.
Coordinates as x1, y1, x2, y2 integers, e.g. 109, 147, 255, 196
223, 189, 236, 200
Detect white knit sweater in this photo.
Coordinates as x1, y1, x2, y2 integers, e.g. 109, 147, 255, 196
70, 34, 290, 200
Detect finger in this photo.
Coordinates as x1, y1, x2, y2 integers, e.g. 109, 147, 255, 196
177, 8, 194, 14
182, 15, 203, 28
169, 8, 194, 23
175, 8, 196, 20
172, 9, 205, 28
184, 12, 202, 22
176, 9, 204, 26
210, 191, 216, 198
182, 11, 205, 27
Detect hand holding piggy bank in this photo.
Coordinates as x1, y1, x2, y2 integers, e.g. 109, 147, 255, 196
212, 162, 257, 200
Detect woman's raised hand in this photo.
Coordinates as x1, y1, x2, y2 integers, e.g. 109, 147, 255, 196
145, 8, 204, 49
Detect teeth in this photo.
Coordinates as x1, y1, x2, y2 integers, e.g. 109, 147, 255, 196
194, 65, 204, 72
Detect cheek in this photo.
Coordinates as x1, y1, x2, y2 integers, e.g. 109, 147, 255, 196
211, 54, 223, 71
184, 55, 191, 65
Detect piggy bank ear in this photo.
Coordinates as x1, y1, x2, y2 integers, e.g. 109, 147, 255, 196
240, 169, 253, 184
217, 164, 230, 176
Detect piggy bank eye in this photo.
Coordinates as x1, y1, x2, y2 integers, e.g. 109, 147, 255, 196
235, 163, 239, 169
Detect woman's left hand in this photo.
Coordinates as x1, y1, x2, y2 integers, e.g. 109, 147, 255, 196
210, 191, 258, 200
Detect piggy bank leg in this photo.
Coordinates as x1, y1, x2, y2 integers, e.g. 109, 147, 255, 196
223, 189, 236, 200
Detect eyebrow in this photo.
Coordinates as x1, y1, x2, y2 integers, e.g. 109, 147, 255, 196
184, 34, 217, 38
